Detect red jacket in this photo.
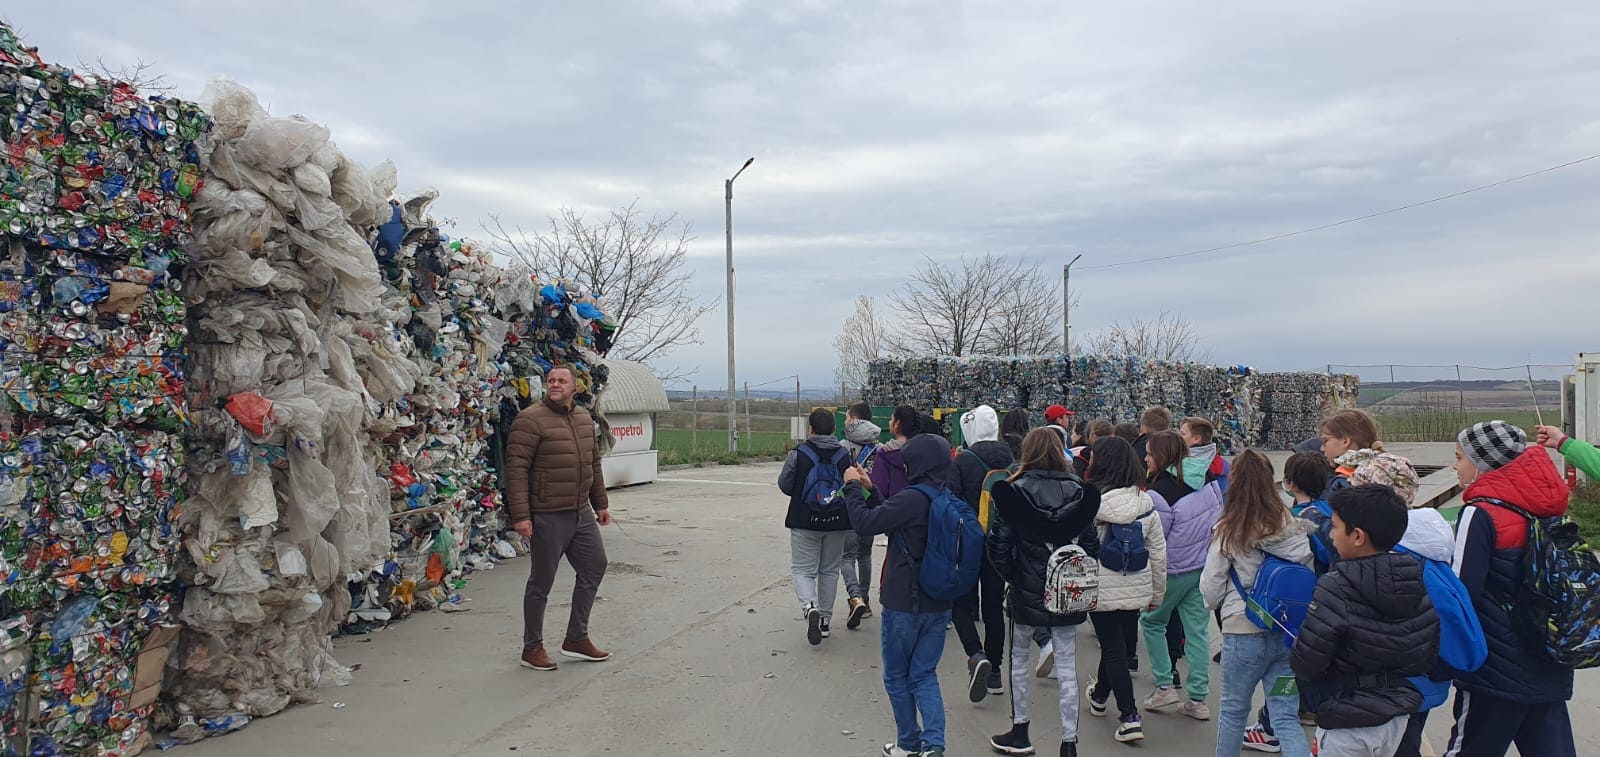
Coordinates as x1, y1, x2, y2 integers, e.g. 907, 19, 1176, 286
1461, 447, 1568, 549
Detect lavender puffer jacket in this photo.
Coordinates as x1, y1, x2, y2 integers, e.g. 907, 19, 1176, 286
1149, 479, 1224, 574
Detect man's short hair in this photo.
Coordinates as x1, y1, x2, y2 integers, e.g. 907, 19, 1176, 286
1181, 417, 1215, 445
848, 402, 872, 421
1329, 484, 1408, 550
548, 365, 576, 380
1140, 406, 1173, 432
809, 408, 836, 436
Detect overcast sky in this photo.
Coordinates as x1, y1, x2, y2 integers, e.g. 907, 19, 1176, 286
11, 2, 1600, 389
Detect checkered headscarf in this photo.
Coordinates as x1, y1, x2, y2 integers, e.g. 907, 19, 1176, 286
1457, 420, 1527, 472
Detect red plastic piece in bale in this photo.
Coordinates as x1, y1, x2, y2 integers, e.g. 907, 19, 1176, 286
224, 392, 274, 436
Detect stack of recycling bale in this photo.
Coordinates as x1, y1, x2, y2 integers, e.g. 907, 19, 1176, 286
165, 80, 394, 742
1253, 372, 1360, 449
866, 354, 1356, 451
0, 23, 209, 756
344, 190, 512, 631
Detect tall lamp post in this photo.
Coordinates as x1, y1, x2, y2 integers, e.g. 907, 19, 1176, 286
725, 157, 754, 453
1062, 254, 1082, 357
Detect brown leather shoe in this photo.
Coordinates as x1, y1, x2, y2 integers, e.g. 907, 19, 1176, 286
560, 638, 612, 662
520, 645, 557, 671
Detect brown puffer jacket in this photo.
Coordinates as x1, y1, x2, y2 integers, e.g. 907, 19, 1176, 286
504, 397, 609, 523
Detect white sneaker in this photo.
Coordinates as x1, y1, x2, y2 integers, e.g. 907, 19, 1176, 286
1034, 643, 1054, 678
882, 743, 920, 757
1179, 700, 1211, 721
1143, 686, 1183, 710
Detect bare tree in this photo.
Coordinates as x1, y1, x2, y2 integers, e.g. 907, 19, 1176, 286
893, 253, 1027, 357
833, 295, 893, 394
1083, 311, 1210, 363
486, 202, 713, 381
76, 57, 176, 95
982, 262, 1066, 356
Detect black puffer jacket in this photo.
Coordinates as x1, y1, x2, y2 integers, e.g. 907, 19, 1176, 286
987, 470, 1101, 627
1290, 551, 1439, 729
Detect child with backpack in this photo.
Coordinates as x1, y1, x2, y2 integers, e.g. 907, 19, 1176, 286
1387, 462, 1483, 757
841, 402, 884, 628
986, 428, 1103, 757
1444, 421, 1579, 757
840, 433, 968, 757
777, 408, 856, 645
1082, 436, 1167, 744
1200, 450, 1315, 757
1140, 430, 1220, 720
1289, 485, 1441, 756
952, 405, 1015, 702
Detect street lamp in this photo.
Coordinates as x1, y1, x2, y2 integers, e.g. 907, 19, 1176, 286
1062, 254, 1082, 356
726, 157, 754, 454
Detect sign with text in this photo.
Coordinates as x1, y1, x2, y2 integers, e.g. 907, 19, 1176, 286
608, 413, 654, 455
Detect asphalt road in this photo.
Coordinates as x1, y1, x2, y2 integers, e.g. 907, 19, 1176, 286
180, 462, 1597, 757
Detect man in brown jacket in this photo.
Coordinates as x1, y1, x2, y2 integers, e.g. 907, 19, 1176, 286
505, 366, 612, 671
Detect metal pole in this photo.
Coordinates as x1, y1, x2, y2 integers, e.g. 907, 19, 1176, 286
1063, 254, 1082, 356
726, 178, 737, 454
725, 158, 754, 454
796, 376, 802, 428
1389, 365, 1396, 385
744, 381, 751, 442
691, 386, 698, 455
1456, 364, 1466, 421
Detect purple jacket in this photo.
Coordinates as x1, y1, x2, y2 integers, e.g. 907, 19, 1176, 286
870, 445, 911, 499
1148, 475, 1224, 574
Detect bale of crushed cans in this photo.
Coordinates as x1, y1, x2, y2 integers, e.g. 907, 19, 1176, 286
0, 21, 208, 756
865, 354, 1358, 452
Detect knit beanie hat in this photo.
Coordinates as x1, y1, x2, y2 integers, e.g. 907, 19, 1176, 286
1348, 451, 1421, 507
1457, 420, 1527, 472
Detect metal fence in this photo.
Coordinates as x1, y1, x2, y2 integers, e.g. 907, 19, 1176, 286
656, 377, 845, 464
1328, 363, 1567, 442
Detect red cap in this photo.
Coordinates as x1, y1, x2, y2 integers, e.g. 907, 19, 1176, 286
1045, 405, 1072, 422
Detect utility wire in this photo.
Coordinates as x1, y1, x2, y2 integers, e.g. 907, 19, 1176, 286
1079, 153, 1600, 271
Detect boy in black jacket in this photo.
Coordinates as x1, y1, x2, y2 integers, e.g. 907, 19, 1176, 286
1290, 485, 1439, 757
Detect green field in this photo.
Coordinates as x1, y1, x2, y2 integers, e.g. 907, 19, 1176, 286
655, 428, 796, 466
1376, 409, 1544, 443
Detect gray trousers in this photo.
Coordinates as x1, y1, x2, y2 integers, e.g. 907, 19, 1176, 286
1009, 622, 1079, 742
842, 531, 873, 600
523, 506, 608, 650
790, 529, 847, 621
1315, 715, 1408, 757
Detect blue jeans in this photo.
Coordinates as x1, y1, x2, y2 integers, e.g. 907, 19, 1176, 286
881, 609, 950, 751
1217, 633, 1310, 757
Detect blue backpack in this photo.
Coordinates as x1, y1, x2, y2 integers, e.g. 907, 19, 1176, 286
1100, 511, 1155, 574
1230, 551, 1318, 647
1303, 500, 1337, 571
906, 484, 985, 602
797, 444, 849, 520
1394, 546, 1488, 711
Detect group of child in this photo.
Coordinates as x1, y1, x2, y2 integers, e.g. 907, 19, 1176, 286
777, 402, 1590, 757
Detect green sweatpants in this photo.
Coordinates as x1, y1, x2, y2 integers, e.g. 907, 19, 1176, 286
1139, 568, 1210, 702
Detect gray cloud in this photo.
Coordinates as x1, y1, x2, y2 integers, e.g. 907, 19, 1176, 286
10, 1, 1599, 389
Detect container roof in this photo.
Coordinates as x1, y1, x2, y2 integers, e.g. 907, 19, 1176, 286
599, 358, 670, 414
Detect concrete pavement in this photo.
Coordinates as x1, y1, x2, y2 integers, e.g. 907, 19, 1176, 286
179, 461, 1597, 757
